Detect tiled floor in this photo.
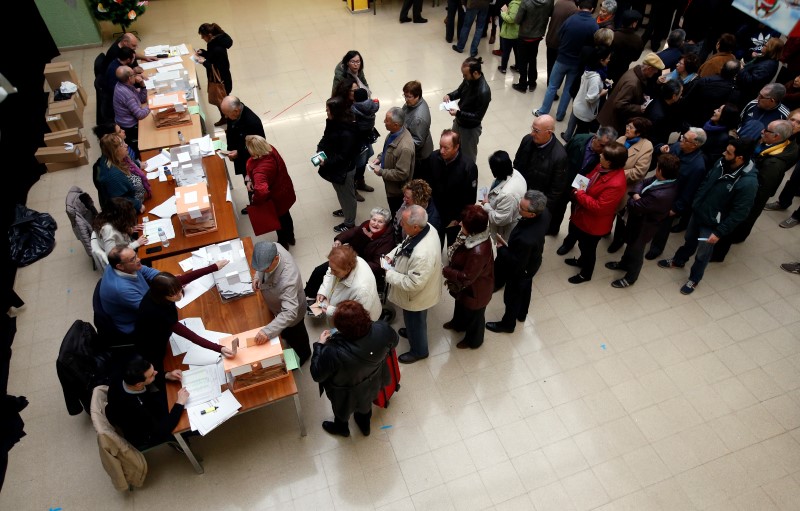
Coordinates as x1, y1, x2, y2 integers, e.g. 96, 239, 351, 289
4, 1, 800, 509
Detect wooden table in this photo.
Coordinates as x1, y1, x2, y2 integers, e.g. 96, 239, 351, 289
153, 237, 307, 474
137, 149, 238, 263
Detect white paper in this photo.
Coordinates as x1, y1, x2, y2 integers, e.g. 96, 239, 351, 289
177, 152, 191, 163
186, 389, 241, 436
188, 206, 202, 219
143, 78, 156, 90
225, 187, 232, 202
172, 44, 190, 56
142, 218, 175, 243
170, 317, 205, 355
183, 190, 198, 204
176, 274, 215, 309
158, 167, 168, 182
182, 344, 221, 366
149, 195, 177, 218
439, 100, 459, 111
146, 170, 159, 180
571, 174, 590, 191
178, 256, 194, 273
156, 63, 185, 74
189, 135, 214, 155
479, 186, 488, 200
144, 153, 170, 172
144, 44, 170, 56
182, 366, 222, 408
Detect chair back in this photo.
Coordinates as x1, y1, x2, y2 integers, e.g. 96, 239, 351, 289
65, 186, 98, 259
91, 232, 109, 270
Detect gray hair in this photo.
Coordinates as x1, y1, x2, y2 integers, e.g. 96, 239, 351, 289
667, 29, 686, 48
369, 207, 391, 223
597, 126, 619, 141
522, 190, 547, 215
770, 120, 793, 141
406, 204, 428, 227
387, 107, 406, 125
687, 127, 707, 146
601, 0, 617, 13
762, 83, 787, 102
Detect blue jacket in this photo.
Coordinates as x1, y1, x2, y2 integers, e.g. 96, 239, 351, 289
667, 143, 708, 216
556, 11, 598, 65
99, 264, 160, 334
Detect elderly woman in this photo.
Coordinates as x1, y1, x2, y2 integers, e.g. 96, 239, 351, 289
244, 135, 297, 247
332, 51, 370, 97
442, 205, 494, 350
311, 300, 398, 437
607, 116, 654, 253
738, 37, 784, 102
195, 23, 233, 126
595, 0, 617, 29
97, 134, 151, 213
134, 261, 235, 372
658, 53, 701, 85
318, 97, 361, 233
480, 150, 527, 241
93, 197, 148, 254
560, 142, 628, 284
314, 245, 382, 322
394, 179, 442, 242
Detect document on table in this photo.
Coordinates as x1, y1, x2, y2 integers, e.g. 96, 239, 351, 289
171, 44, 190, 56
186, 390, 241, 436
182, 365, 223, 408
149, 195, 177, 218
189, 134, 214, 156
571, 174, 590, 191
142, 218, 175, 243
157, 63, 185, 74
439, 100, 459, 111
176, 274, 215, 309
178, 256, 194, 272
182, 344, 221, 366
144, 152, 171, 171
170, 317, 205, 355
144, 44, 170, 57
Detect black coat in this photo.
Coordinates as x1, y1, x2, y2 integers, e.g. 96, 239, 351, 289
447, 75, 492, 129
513, 134, 568, 211
105, 377, 184, 450
310, 322, 399, 420
626, 176, 679, 242
198, 33, 234, 94
681, 76, 740, 127
427, 150, 478, 226
496, 208, 551, 280
317, 119, 361, 184
226, 104, 265, 175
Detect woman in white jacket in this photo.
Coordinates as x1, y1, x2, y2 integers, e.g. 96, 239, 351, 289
93, 197, 148, 254
480, 151, 527, 242
315, 245, 382, 322
563, 46, 612, 142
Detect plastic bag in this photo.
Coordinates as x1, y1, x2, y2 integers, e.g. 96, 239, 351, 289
9, 204, 58, 267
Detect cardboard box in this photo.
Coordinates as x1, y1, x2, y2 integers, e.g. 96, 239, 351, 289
49, 88, 86, 114
43, 128, 90, 149
219, 328, 287, 393
44, 61, 83, 93
175, 182, 216, 235
46, 99, 83, 131
35, 143, 88, 172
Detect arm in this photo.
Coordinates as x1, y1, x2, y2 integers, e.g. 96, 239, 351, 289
384, 252, 437, 293
310, 342, 340, 383
483, 192, 518, 227
123, 89, 150, 120
455, 86, 490, 123
250, 157, 275, 203
614, 82, 645, 118
502, 1, 519, 24
546, 153, 568, 206
715, 183, 758, 237
104, 168, 142, 212
175, 263, 218, 286
318, 268, 335, 300
406, 114, 431, 152
447, 81, 466, 101
442, 245, 491, 288
259, 276, 303, 340
381, 147, 414, 182
514, 3, 527, 25
674, 163, 706, 213
584, 76, 604, 105
172, 321, 223, 353
497, 242, 534, 276
574, 183, 625, 214
627, 190, 666, 216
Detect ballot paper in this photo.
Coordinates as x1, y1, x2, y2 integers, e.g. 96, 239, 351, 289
142, 218, 175, 244
144, 44, 170, 57
182, 365, 223, 408
176, 274, 215, 309
189, 135, 214, 156
439, 100, 459, 111
144, 152, 170, 171
156, 63, 185, 74
178, 256, 194, 273
186, 389, 241, 436
171, 44, 190, 56
170, 317, 205, 355
146, 170, 160, 180
149, 195, 178, 218
182, 344, 221, 366
571, 174, 591, 191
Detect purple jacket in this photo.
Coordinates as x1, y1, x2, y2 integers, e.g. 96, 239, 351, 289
113, 82, 149, 128
628, 176, 679, 224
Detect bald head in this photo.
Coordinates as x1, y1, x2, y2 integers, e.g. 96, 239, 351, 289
531, 114, 555, 144
220, 96, 242, 119
116, 65, 135, 83
120, 33, 139, 49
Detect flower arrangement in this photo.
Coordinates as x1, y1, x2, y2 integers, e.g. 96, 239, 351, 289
90, 0, 148, 33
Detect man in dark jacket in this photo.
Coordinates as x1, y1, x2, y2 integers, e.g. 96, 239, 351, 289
681, 60, 741, 128
511, 0, 554, 93
712, 120, 799, 261
444, 56, 492, 164
487, 190, 551, 333
738, 83, 790, 140
428, 130, 479, 246
597, 53, 664, 134
644, 79, 683, 146
222, 95, 265, 183
513, 114, 568, 214
659, 137, 758, 295
606, 154, 680, 288
607, 10, 645, 84
544, 0, 578, 84
550, 126, 618, 234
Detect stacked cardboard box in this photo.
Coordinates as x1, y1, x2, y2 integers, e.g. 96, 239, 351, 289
41, 61, 89, 171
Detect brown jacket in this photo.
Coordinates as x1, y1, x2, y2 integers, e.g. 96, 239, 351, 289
381, 128, 416, 199
697, 52, 736, 78
597, 66, 647, 133
443, 236, 495, 310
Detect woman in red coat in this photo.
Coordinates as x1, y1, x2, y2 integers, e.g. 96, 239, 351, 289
244, 135, 297, 248
563, 141, 628, 284
442, 205, 495, 350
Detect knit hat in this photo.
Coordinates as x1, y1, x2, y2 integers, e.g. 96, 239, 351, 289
354, 88, 369, 102
251, 241, 278, 271
642, 53, 665, 70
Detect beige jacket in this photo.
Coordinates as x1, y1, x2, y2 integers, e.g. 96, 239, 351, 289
386, 224, 443, 311
319, 256, 382, 321
380, 129, 416, 198
91, 385, 147, 491
616, 136, 653, 210
482, 169, 527, 241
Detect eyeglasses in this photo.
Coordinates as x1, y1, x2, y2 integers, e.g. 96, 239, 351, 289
122, 254, 139, 264
679, 134, 697, 144
757, 94, 775, 102
531, 127, 551, 134
763, 129, 776, 135
349, 59, 362, 65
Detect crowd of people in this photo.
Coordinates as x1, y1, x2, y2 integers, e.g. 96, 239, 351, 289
88, 2, 800, 442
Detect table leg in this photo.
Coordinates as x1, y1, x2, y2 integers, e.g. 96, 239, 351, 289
174, 433, 204, 474
293, 394, 307, 437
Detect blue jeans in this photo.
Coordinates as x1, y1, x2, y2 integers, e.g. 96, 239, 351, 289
402, 309, 429, 357
537, 60, 580, 120
457, 7, 488, 57
673, 216, 715, 284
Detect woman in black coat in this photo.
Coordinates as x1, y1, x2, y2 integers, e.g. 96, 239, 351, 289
195, 23, 234, 126
310, 300, 399, 437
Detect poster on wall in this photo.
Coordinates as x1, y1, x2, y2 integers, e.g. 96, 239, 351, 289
732, 0, 800, 36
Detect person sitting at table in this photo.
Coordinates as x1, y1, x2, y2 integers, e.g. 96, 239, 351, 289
221, 96, 266, 208
93, 197, 148, 254
310, 300, 399, 437
99, 245, 159, 335
105, 355, 189, 450
313, 246, 382, 322
134, 262, 236, 372
112, 65, 149, 159
250, 241, 312, 365
100, 47, 136, 125
304, 207, 396, 300
97, 134, 151, 213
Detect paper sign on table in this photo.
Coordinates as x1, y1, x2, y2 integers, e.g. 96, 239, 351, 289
149, 195, 178, 218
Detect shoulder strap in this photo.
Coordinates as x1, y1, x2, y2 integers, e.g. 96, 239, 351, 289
210, 65, 222, 83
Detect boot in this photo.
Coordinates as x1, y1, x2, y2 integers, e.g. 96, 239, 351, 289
489, 21, 497, 45
353, 410, 372, 436
356, 191, 365, 202
322, 419, 350, 437
356, 179, 374, 192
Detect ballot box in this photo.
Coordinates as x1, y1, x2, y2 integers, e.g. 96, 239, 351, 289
175, 182, 217, 236
219, 328, 288, 393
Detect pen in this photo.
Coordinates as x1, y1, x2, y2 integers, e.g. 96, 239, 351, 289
201, 406, 218, 415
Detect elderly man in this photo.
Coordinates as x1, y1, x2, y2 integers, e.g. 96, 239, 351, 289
597, 53, 665, 134
99, 245, 159, 334
112, 65, 149, 158
401, 81, 434, 181
221, 96, 266, 197
738, 83, 790, 140
697, 33, 737, 78
385, 205, 442, 364
487, 190, 550, 334
713, 120, 799, 261
250, 241, 311, 365
428, 129, 478, 247
101, 32, 155, 75
655, 29, 686, 71
443, 56, 492, 164
315, 246, 382, 321
646, 127, 709, 260
659, 138, 758, 295
513, 114, 568, 213
372, 107, 416, 219
510, 0, 554, 94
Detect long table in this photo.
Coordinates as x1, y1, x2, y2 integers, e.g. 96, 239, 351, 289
138, 149, 238, 263
153, 237, 307, 474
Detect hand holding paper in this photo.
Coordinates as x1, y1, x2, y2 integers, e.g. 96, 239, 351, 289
571, 174, 590, 192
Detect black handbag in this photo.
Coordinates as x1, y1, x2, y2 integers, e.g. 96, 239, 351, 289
9, 204, 58, 267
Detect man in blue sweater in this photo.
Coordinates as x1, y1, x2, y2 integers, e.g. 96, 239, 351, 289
533, 0, 597, 121
99, 245, 159, 334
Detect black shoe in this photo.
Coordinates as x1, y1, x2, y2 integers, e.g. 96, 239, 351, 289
486, 321, 514, 333
607, 240, 624, 253
241, 207, 249, 215
564, 257, 580, 267
398, 352, 427, 364
456, 339, 479, 349
333, 223, 354, 233
556, 243, 573, 256
568, 274, 590, 284
354, 411, 372, 436
510, 65, 519, 73
398, 327, 407, 338
443, 321, 459, 331
528, 84, 537, 91
605, 261, 625, 270
498, 66, 507, 74
554, 93, 560, 100
512, 83, 528, 93
332, 209, 344, 217
322, 420, 350, 437
356, 180, 374, 192
355, 191, 365, 202
517, 315, 526, 322
452, 44, 463, 53
379, 307, 396, 323
413, 17, 428, 23
611, 278, 633, 288
670, 225, 686, 233
644, 249, 662, 261
400, 16, 412, 23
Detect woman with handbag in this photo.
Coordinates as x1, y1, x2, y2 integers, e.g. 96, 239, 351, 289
244, 135, 297, 248
195, 23, 233, 127
442, 205, 494, 350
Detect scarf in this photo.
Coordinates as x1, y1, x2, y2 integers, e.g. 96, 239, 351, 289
124, 156, 152, 196
447, 230, 490, 262
624, 137, 640, 149
757, 139, 790, 157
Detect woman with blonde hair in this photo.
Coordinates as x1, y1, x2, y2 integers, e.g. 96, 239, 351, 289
97, 134, 151, 213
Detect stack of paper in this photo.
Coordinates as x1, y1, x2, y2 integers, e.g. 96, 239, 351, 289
189, 135, 214, 156
142, 218, 175, 243
181, 365, 223, 408
176, 274, 215, 309
144, 44, 170, 57
149, 196, 177, 218
186, 390, 241, 436
144, 152, 171, 171
170, 318, 232, 357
